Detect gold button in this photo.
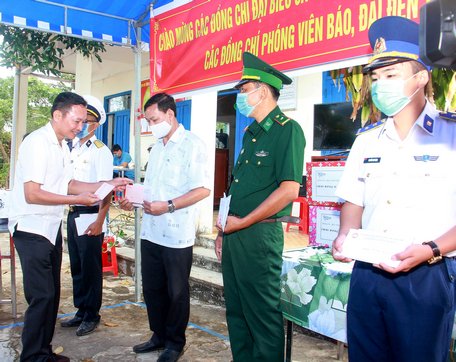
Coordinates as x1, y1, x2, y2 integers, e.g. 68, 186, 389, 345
234, 179, 239, 183
245, 160, 249, 164
387, 200, 392, 204
252, 138, 256, 142
257, 161, 261, 165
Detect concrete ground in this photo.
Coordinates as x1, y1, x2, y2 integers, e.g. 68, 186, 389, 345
0, 233, 348, 362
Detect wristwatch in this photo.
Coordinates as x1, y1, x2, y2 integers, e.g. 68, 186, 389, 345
167, 200, 176, 213
422, 241, 443, 264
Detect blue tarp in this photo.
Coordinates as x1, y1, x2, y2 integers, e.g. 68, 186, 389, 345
0, 0, 176, 45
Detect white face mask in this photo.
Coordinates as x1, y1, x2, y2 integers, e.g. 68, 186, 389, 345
150, 119, 172, 139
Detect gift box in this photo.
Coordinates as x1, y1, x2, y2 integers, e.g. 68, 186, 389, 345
308, 204, 341, 247
306, 161, 345, 207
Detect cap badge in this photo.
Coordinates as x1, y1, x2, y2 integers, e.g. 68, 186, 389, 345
373, 37, 386, 55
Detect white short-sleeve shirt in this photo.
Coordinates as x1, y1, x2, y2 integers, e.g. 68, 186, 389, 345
141, 125, 211, 248
8, 122, 74, 244
336, 102, 456, 256
71, 136, 113, 183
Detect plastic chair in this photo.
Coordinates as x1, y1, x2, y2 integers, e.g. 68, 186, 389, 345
102, 236, 118, 276
285, 197, 309, 234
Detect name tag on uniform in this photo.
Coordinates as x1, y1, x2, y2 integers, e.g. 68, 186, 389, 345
363, 157, 381, 163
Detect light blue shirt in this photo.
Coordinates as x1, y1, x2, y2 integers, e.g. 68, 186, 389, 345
141, 125, 211, 248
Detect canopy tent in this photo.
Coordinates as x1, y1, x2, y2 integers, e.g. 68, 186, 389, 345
0, 0, 178, 45
0, 0, 187, 301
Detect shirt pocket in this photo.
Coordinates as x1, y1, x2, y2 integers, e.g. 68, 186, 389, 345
404, 163, 455, 207
358, 164, 386, 207
248, 154, 274, 185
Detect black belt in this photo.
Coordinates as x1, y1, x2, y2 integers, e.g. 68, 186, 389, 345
229, 213, 300, 224
69, 205, 99, 214
260, 216, 301, 224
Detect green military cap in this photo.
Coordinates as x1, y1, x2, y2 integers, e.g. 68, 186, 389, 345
235, 52, 292, 90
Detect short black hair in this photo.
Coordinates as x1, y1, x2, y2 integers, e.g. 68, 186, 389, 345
112, 144, 122, 152
51, 92, 87, 118
143, 93, 177, 118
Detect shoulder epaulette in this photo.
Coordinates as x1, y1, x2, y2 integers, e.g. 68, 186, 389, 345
356, 119, 386, 135
274, 113, 291, 126
439, 111, 456, 122
94, 139, 105, 148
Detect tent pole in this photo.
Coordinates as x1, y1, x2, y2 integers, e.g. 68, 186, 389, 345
134, 26, 142, 303
9, 67, 21, 189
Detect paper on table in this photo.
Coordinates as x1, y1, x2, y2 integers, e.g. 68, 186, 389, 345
337, 229, 411, 268
218, 193, 231, 232
95, 183, 114, 200
125, 184, 144, 206
75, 214, 98, 236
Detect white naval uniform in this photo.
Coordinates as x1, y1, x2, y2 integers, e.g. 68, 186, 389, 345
336, 101, 456, 256
71, 135, 113, 184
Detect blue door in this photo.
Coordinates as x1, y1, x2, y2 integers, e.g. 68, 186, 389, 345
113, 110, 131, 152
234, 109, 253, 163
176, 99, 191, 130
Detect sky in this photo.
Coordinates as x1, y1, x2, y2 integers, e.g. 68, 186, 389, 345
0, 66, 14, 78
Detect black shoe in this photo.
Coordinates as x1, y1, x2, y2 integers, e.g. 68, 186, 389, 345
61, 316, 83, 328
157, 349, 183, 362
133, 339, 165, 354
76, 319, 99, 336
47, 353, 70, 362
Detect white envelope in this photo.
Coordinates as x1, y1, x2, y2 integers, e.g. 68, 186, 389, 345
337, 229, 411, 268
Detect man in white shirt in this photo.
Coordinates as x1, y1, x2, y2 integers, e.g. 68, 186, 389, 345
332, 17, 456, 362
9, 92, 129, 362
120, 93, 210, 362
60, 95, 113, 337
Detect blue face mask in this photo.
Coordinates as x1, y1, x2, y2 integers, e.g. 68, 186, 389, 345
76, 123, 89, 139
371, 73, 419, 116
236, 87, 262, 117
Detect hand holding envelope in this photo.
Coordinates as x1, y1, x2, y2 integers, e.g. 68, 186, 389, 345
335, 229, 411, 268
125, 184, 145, 207
218, 193, 231, 232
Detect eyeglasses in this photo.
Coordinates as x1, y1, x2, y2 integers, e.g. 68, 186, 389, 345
82, 120, 98, 125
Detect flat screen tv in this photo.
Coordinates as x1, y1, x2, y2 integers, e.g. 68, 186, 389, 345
313, 102, 362, 151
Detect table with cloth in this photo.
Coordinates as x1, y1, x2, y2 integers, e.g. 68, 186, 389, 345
280, 246, 456, 361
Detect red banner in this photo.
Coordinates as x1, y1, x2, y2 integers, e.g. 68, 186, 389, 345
151, 0, 425, 95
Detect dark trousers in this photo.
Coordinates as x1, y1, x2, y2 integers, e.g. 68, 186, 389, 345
222, 222, 285, 362
14, 228, 63, 362
67, 211, 103, 322
348, 260, 456, 362
141, 239, 193, 352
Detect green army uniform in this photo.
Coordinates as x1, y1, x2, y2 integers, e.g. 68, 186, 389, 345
222, 52, 305, 362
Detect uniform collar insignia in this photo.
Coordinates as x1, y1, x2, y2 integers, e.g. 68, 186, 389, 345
255, 150, 269, 157
86, 140, 92, 147
414, 155, 439, 162
439, 111, 456, 122
422, 114, 434, 134
356, 119, 386, 135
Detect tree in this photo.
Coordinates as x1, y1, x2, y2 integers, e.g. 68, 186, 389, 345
0, 25, 105, 76
0, 24, 106, 187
